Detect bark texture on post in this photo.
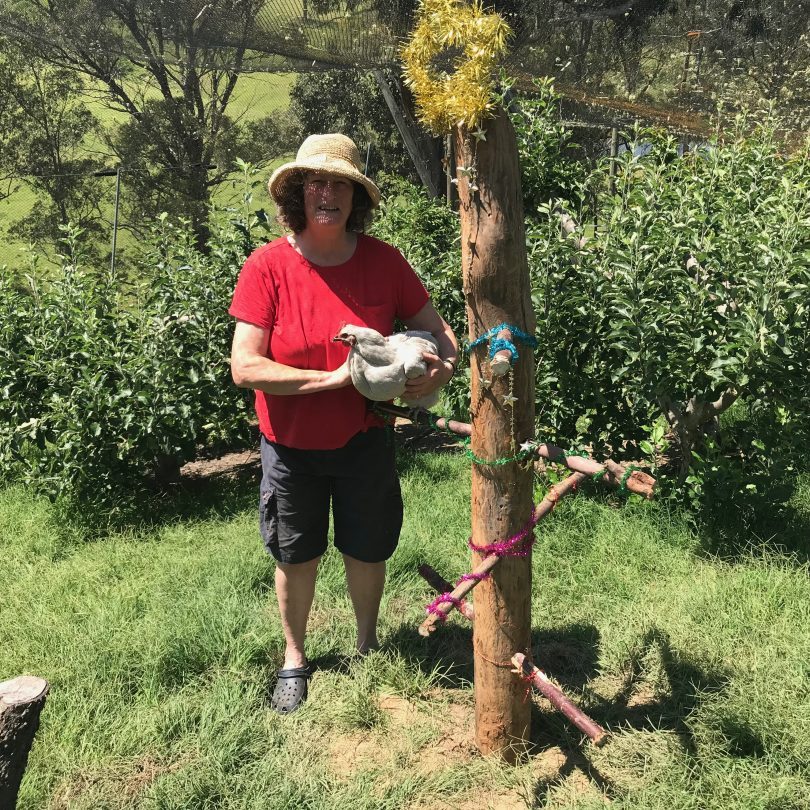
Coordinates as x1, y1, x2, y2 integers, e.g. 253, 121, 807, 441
0, 675, 49, 809
455, 108, 536, 761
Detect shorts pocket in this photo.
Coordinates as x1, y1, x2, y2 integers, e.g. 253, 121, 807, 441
259, 485, 278, 554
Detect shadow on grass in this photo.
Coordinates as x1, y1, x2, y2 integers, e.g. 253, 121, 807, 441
526, 626, 732, 806
531, 626, 734, 807
531, 624, 602, 692
53, 459, 261, 542
593, 627, 729, 756
384, 621, 474, 689
530, 742, 619, 806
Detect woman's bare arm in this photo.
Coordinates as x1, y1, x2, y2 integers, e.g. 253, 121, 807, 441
230, 320, 351, 395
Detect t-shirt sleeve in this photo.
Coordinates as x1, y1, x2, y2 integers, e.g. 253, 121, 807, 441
391, 247, 430, 320
228, 249, 276, 330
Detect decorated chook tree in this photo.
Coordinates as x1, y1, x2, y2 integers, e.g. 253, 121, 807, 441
402, 0, 536, 759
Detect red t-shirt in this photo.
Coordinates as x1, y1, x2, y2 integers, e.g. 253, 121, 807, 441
229, 234, 430, 449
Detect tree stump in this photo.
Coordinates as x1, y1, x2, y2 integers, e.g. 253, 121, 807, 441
0, 676, 49, 809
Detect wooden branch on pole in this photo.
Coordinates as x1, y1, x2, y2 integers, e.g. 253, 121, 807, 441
419, 473, 586, 636
372, 403, 656, 498
1, 675, 49, 808
511, 654, 608, 746
418, 564, 475, 620
489, 327, 514, 377
536, 448, 656, 499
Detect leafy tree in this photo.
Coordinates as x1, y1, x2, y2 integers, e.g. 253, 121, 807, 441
509, 77, 591, 218
0, 45, 106, 247
527, 108, 809, 482
289, 70, 414, 180
374, 81, 809, 500
4, 0, 281, 247
0, 166, 267, 515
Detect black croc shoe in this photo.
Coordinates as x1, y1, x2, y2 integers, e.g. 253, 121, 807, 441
270, 666, 312, 714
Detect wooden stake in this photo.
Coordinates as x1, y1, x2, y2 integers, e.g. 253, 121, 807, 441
511, 653, 608, 746
1, 675, 49, 808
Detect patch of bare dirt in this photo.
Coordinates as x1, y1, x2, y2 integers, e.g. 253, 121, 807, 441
326, 694, 424, 778
531, 746, 569, 780
328, 732, 390, 778
180, 447, 262, 481
328, 688, 609, 809
413, 698, 477, 775
181, 448, 260, 480
379, 693, 420, 725
326, 693, 477, 780
178, 419, 460, 484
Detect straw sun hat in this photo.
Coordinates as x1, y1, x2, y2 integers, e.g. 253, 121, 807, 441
268, 133, 381, 208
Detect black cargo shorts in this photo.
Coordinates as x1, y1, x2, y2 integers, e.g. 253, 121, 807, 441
259, 427, 403, 564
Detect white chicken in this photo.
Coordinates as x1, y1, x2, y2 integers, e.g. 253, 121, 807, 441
332, 324, 442, 408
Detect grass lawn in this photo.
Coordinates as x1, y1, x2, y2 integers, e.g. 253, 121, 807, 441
2, 444, 809, 809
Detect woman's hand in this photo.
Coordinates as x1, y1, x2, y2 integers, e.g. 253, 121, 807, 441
328, 359, 352, 390
403, 352, 452, 401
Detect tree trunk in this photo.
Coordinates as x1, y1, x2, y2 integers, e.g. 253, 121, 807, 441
455, 108, 536, 761
0, 676, 49, 809
374, 71, 444, 197
575, 20, 593, 82
152, 453, 182, 488
187, 162, 212, 252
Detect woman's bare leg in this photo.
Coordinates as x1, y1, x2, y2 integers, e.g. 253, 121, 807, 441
275, 556, 321, 669
342, 555, 386, 654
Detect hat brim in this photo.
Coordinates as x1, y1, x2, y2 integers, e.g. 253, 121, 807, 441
268, 158, 381, 208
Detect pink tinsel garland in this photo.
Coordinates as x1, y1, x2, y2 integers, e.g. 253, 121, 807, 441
425, 505, 540, 620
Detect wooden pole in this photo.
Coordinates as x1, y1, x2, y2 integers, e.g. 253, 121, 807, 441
608, 126, 619, 197
374, 71, 443, 198
455, 108, 535, 760
0, 675, 49, 808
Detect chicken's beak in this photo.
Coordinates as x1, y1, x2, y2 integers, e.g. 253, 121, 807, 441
332, 333, 356, 347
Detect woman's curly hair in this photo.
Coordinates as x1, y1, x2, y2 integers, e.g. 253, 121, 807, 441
274, 171, 375, 234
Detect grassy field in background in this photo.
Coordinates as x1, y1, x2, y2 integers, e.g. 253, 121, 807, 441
2, 445, 809, 809
0, 71, 297, 266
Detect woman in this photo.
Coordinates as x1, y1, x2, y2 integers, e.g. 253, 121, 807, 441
229, 133, 458, 714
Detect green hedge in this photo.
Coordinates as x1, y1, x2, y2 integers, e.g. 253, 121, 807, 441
0, 213, 258, 513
